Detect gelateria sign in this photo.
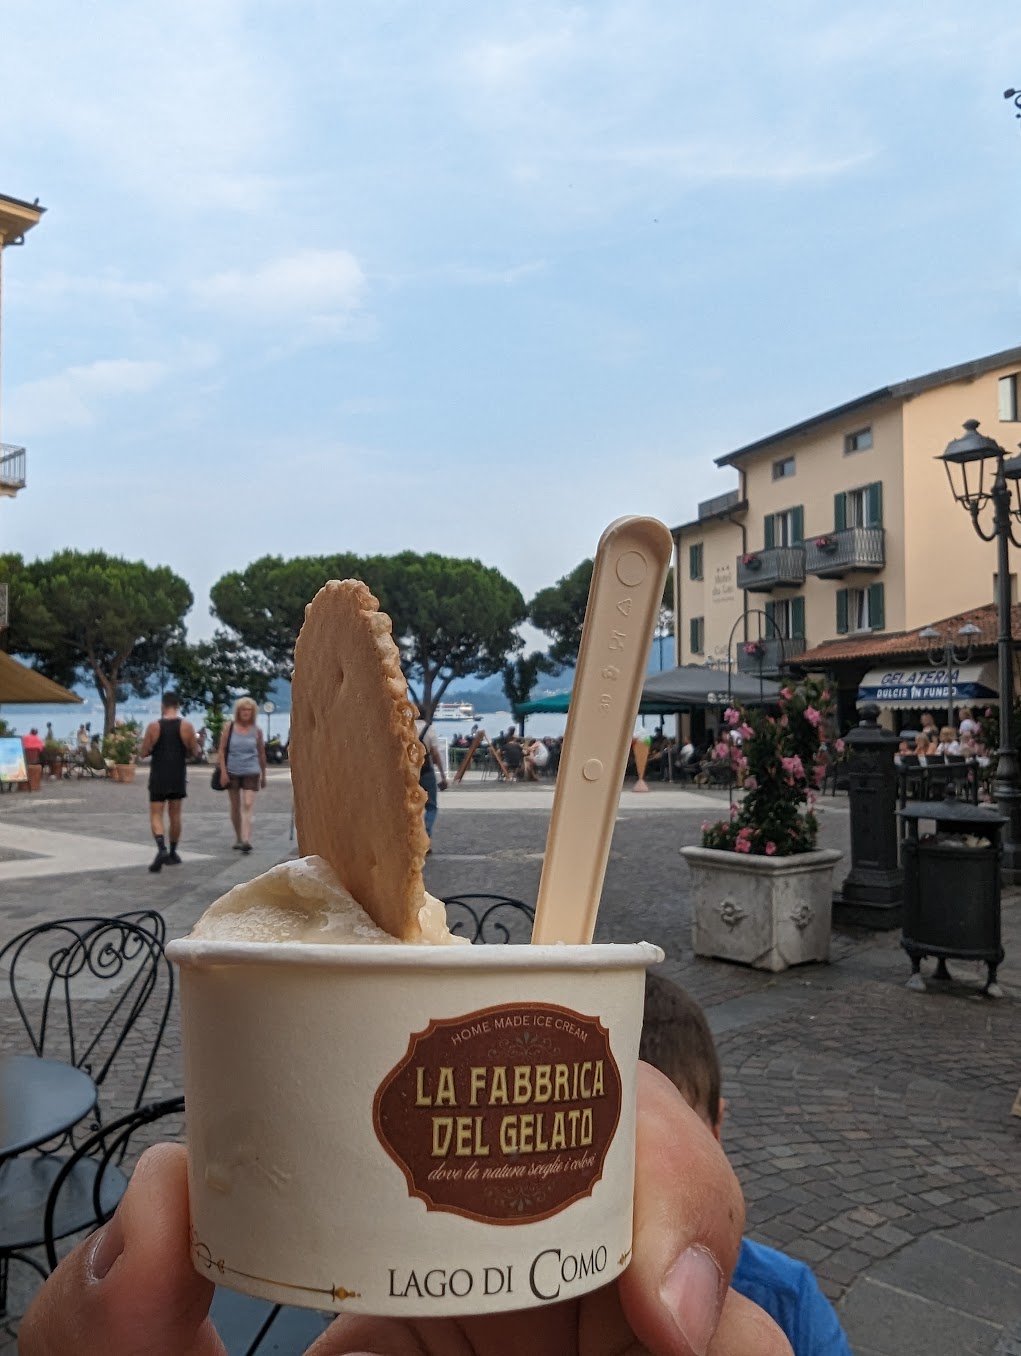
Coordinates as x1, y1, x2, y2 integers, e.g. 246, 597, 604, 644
857, 662, 998, 709
373, 1003, 622, 1225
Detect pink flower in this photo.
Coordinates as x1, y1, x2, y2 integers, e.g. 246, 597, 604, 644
822, 691, 831, 702
765, 841, 777, 855
724, 707, 741, 726
780, 714, 789, 727
734, 836, 752, 853
780, 687, 793, 700
835, 738, 845, 754
743, 775, 758, 791
804, 706, 822, 728
730, 802, 739, 817
781, 754, 805, 782
714, 741, 730, 760
813, 764, 826, 787
739, 723, 754, 740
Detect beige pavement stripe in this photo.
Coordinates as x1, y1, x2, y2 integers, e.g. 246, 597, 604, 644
0, 822, 212, 880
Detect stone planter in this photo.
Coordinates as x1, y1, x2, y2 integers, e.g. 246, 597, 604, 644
681, 845, 843, 972
110, 762, 137, 783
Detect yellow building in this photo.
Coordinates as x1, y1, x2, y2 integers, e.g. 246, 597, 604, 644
673, 345, 1021, 723
0, 191, 46, 500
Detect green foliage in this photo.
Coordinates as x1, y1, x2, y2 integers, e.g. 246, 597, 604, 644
700, 678, 834, 857
102, 719, 142, 765
213, 551, 526, 721
3, 550, 192, 735
502, 651, 552, 725
210, 554, 362, 675
530, 560, 674, 668
165, 632, 273, 718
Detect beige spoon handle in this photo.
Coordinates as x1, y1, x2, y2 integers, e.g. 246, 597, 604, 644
531, 516, 673, 945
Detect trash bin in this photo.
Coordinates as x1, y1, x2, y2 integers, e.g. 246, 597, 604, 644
898, 790, 1005, 997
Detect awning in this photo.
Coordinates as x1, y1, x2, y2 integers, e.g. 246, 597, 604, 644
518, 667, 782, 717
857, 662, 998, 709
0, 652, 83, 705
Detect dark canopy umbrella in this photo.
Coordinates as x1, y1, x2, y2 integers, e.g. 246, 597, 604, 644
640, 665, 781, 709
0, 652, 82, 705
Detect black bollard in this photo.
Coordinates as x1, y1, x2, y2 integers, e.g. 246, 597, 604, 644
834, 702, 903, 929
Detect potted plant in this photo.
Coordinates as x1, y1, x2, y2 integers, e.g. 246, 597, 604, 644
742, 640, 766, 660
740, 552, 761, 571
681, 678, 843, 971
103, 720, 141, 782
813, 534, 838, 553
41, 738, 65, 780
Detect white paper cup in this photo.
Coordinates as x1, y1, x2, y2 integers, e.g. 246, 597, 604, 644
167, 939, 662, 1317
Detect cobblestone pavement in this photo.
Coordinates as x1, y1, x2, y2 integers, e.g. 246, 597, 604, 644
1, 771, 1019, 1353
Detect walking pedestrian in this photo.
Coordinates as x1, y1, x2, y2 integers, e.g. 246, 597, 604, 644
218, 697, 267, 853
416, 714, 447, 844
140, 692, 199, 873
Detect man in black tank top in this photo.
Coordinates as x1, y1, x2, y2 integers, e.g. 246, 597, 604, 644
140, 691, 199, 873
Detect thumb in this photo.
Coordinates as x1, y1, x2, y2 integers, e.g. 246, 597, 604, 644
20, 1142, 224, 1356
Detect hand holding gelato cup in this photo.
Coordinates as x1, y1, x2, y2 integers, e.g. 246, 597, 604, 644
168, 578, 663, 1316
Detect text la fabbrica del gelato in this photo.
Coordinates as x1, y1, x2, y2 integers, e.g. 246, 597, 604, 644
415, 1061, 606, 1158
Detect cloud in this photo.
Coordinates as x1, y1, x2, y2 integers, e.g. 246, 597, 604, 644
192, 248, 366, 318
7, 358, 169, 434
18, 268, 165, 305
597, 142, 876, 184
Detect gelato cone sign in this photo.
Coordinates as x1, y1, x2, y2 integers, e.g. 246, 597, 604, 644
373, 1003, 622, 1224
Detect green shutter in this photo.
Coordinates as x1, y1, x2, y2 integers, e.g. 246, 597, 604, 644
836, 589, 849, 635
791, 505, 805, 544
764, 600, 776, 636
867, 481, 883, 527
834, 491, 847, 532
689, 543, 702, 580
689, 617, 702, 653
791, 595, 806, 639
868, 582, 885, 630
763, 514, 775, 549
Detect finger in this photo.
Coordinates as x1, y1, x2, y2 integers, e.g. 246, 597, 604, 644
20, 1142, 224, 1356
708, 1288, 794, 1356
619, 1063, 745, 1356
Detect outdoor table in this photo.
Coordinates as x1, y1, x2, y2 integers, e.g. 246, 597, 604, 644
0, 1054, 98, 1161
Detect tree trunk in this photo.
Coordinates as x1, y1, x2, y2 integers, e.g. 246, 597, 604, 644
94, 666, 119, 736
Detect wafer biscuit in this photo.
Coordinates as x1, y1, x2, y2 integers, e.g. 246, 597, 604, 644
290, 580, 430, 941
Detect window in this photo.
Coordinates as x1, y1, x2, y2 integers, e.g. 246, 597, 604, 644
772, 456, 796, 480
835, 481, 883, 530
836, 583, 885, 634
844, 427, 873, 454
999, 374, 1019, 422
765, 596, 806, 640
688, 542, 704, 580
763, 506, 804, 548
689, 616, 705, 655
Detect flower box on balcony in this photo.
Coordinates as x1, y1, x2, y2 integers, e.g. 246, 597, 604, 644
740, 553, 761, 570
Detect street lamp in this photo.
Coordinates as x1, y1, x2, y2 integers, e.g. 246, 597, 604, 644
938, 418, 1021, 881
917, 623, 981, 730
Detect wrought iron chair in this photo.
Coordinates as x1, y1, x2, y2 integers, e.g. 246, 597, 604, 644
0, 912, 172, 1311
442, 894, 535, 944
41, 1098, 332, 1356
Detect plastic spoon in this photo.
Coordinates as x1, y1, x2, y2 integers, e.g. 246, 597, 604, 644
531, 516, 673, 945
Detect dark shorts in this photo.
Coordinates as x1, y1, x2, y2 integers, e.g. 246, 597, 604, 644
149, 788, 186, 804
228, 773, 260, 792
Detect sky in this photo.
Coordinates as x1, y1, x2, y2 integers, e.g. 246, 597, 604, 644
2, 1, 1021, 642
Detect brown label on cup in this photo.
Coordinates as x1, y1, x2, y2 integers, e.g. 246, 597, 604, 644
372, 1002, 622, 1225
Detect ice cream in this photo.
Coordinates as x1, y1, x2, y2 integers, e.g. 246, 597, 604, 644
190, 854, 465, 946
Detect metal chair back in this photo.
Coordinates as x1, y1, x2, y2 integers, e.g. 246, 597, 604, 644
0, 912, 173, 1120
442, 895, 535, 944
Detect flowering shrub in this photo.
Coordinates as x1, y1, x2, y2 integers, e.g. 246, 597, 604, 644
813, 534, 837, 551
740, 552, 760, 569
700, 679, 834, 857
743, 640, 765, 658
102, 719, 141, 765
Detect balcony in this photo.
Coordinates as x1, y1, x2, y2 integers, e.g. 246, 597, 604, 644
736, 546, 805, 593
805, 526, 885, 579
736, 634, 807, 676
0, 445, 26, 497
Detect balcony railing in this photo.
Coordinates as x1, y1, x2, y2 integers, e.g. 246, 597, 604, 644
736, 634, 807, 676
736, 545, 805, 593
0, 444, 26, 494
698, 489, 743, 520
805, 526, 885, 579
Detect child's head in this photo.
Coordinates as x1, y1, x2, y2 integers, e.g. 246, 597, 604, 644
640, 973, 723, 1137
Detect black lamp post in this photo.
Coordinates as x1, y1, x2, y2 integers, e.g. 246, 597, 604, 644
917, 623, 980, 730
938, 419, 1021, 882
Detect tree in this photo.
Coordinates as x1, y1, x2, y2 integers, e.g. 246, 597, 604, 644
5, 550, 192, 734
530, 560, 675, 669
165, 632, 274, 735
210, 554, 364, 675
502, 651, 552, 734
364, 552, 526, 719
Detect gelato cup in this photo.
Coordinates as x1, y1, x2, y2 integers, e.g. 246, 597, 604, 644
167, 936, 662, 1316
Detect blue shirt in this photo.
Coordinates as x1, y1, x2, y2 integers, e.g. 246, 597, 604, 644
732, 1238, 853, 1356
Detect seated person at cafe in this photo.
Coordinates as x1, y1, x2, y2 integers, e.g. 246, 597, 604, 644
921, 712, 939, 741
958, 706, 980, 741
523, 737, 549, 780
501, 735, 524, 780
937, 726, 960, 756
913, 733, 934, 759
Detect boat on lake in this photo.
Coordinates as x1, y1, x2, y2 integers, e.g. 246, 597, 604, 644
433, 701, 475, 721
